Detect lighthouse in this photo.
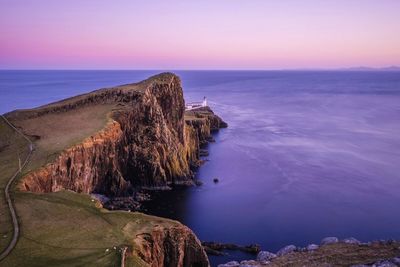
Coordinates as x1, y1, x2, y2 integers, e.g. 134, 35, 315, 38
202, 96, 207, 107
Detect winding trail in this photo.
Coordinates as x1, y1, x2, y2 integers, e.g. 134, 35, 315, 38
0, 115, 33, 261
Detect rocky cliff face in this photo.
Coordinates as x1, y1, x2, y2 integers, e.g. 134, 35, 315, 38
19, 73, 226, 197
133, 223, 209, 267
15, 73, 224, 267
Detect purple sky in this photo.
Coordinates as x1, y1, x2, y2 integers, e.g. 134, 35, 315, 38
1, 0, 399, 69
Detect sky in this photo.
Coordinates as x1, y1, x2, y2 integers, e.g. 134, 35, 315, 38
0, 0, 399, 70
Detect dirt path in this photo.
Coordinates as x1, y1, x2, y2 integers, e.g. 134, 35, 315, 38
0, 115, 33, 261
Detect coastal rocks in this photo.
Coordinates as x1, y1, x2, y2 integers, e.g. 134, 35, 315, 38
306, 244, 319, 251
276, 244, 296, 256
132, 223, 209, 267
343, 237, 361, 244
217, 261, 240, 267
321, 236, 339, 245
102, 197, 140, 211
351, 257, 400, 267
217, 260, 260, 267
239, 260, 258, 266
202, 242, 260, 255
19, 73, 226, 196
392, 257, 400, 264
257, 251, 276, 261
372, 260, 398, 267
219, 240, 400, 267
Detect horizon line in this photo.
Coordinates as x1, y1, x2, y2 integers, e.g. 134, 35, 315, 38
1, 66, 399, 72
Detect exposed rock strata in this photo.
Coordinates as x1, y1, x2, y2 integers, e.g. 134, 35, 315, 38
133, 224, 209, 267
13, 73, 219, 267
19, 73, 227, 197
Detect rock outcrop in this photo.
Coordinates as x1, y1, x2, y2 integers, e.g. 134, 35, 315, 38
11, 73, 223, 267
133, 224, 209, 267
218, 238, 400, 267
19, 73, 226, 197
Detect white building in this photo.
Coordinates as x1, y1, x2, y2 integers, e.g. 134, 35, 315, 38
185, 97, 208, 110
202, 96, 207, 107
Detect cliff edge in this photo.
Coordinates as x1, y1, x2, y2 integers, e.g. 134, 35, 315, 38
12, 73, 226, 196
2, 73, 226, 267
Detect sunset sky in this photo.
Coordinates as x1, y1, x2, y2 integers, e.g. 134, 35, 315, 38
1, 0, 399, 70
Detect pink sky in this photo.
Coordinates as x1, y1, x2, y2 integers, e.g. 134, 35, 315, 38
0, 0, 399, 69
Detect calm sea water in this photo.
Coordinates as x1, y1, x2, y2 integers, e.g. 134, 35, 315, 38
1, 70, 400, 266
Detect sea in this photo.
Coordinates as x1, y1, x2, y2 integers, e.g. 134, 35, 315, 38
1, 70, 400, 266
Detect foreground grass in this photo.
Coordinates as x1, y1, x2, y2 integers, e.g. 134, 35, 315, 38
2, 190, 176, 267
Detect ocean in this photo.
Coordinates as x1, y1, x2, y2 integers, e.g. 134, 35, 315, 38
1, 70, 400, 266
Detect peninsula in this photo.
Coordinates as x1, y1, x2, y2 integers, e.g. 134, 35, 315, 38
0, 73, 226, 266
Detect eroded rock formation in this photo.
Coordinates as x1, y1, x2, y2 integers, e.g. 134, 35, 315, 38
19, 73, 226, 197
133, 224, 209, 267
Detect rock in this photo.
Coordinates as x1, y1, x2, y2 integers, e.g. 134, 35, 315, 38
296, 247, 307, 252
203, 246, 226, 256
276, 245, 297, 256
202, 241, 238, 251
350, 265, 369, 267
134, 223, 209, 267
242, 244, 261, 254
218, 261, 240, 267
343, 237, 361, 245
321, 237, 339, 245
306, 244, 319, 251
213, 178, 219, 183
391, 257, 400, 264
199, 149, 209, 157
372, 260, 397, 267
202, 241, 259, 254
239, 260, 258, 266
194, 179, 203, 186
257, 251, 277, 261
20, 73, 227, 198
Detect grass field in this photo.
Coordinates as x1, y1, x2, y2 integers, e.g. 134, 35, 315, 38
2, 190, 178, 267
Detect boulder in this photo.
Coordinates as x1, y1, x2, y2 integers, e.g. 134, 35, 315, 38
218, 261, 240, 267
239, 260, 258, 267
391, 257, 400, 264
257, 251, 277, 261
321, 237, 339, 245
343, 237, 361, 245
372, 260, 397, 267
306, 244, 319, 251
276, 245, 296, 256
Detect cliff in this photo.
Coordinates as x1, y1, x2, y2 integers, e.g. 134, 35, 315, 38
2, 73, 228, 267
17, 73, 226, 196
132, 223, 209, 267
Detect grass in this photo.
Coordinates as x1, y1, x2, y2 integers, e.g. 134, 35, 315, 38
0, 98, 180, 266
0, 118, 30, 252
1, 190, 176, 267
10, 104, 116, 176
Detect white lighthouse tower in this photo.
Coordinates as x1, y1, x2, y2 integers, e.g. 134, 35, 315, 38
202, 96, 207, 107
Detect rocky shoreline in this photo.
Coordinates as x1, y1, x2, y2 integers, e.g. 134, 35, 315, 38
202, 242, 261, 256
90, 105, 227, 212
218, 237, 400, 267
